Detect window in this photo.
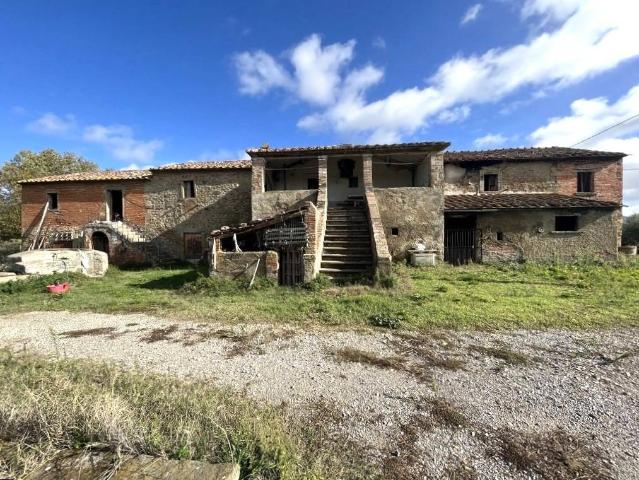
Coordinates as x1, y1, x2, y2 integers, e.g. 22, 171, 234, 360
554, 215, 579, 232
47, 193, 58, 210
307, 178, 319, 189
496, 232, 504, 241
577, 171, 594, 193
348, 176, 359, 188
182, 180, 196, 199
391, 227, 399, 236
184, 233, 204, 259
483, 173, 499, 192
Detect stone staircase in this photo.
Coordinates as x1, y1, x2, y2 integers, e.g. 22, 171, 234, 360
320, 200, 374, 279
87, 220, 177, 264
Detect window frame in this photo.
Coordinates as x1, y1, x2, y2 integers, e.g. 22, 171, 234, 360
576, 171, 594, 194
47, 192, 59, 211
182, 180, 196, 199
483, 173, 499, 192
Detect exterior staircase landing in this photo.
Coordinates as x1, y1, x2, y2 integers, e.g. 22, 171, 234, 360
320, 201, 374, 279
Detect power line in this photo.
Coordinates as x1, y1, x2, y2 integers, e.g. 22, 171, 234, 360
570, 112, 639, 147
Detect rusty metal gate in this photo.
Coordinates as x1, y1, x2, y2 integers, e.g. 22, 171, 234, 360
444, 229, 481, 265
278, 247, 305, 285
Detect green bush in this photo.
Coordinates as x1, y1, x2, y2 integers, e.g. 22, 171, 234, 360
302, 273, 333, 291
368, 312, 403, 329
622, 214, 639, 245
376, 273, 397, 289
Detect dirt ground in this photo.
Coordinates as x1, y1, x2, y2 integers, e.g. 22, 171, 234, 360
1, 311, 638, 479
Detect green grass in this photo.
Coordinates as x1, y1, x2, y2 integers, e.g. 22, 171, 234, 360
0, 350, 373, 479
1, 261, 638, 330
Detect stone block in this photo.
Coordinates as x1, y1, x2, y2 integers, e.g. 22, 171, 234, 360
5, 249, 108, 277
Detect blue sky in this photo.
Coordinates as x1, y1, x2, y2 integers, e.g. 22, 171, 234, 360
1, 0, 638, 212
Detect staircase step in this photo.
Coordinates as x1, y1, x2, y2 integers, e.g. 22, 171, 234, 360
320, 268, 373, 274
321, 260, 373, 266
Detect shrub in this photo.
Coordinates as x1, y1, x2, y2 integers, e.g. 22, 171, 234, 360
376, 273, 397, 289
368, 312, 403, 329
302, 274, 332, 291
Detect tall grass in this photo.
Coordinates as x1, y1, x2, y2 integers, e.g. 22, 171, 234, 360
0, 261, 638, 330
0, 350, 371, 479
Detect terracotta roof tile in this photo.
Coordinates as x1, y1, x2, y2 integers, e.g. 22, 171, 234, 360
445, 193, 620, 211
152, 160, 251, 171
444, 147, 626, 163
247, 141, 450, 157
18, 170, 151, 184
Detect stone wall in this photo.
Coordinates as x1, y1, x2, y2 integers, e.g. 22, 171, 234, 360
213, 251, 278, 282
251, 190, 318, 220
145, 170, 251, 259
477, 208, 621, 262
374, 187, 445, 260
21, 180, 146, 245
444, 158, 623, 203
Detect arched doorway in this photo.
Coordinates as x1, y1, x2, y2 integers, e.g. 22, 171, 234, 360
91, 232, 109, 256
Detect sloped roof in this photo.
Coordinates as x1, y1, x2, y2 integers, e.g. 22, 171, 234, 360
444, 193, 620, 211
444, 147, 626, 163
210, 205, 310, 238
151, 160, 251, 171
18, 170, 151, 184
247, 141, 450, 157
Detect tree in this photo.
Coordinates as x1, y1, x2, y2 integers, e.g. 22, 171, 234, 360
0, 149, 98, 239
622, 214, 639, 246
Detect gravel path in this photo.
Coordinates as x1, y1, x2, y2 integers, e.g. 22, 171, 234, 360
1, 311, 638, 479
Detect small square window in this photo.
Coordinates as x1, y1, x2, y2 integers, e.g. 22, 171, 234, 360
555, 215, 579, 232
483, 173, 498, 192
391, 227, 399, 236
496, 232, 504, 241
348, 176, 359, 188
47, 193, 58, 210
307, 178, 319, 189
577, 171, 594, 193
182, 180, 195, 198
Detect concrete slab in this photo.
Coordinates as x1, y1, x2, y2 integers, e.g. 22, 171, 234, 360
5, 249, 108, 277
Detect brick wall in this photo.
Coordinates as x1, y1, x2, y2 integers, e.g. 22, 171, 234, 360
445, 158, 623, 203
21, 180, 146, 241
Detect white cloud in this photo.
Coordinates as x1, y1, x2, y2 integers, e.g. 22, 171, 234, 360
189, 149, 250, 161
438, 105, 471, 124
461, 4, 483, 25
530, 84, 639, 214
120, 163, 154, 171
234, 0, 639, 144
234, 50, 293, 95
27, 113, 76, 135
372, 36, 386, 50
474, 133, 508, 148
83, 124, 163, 162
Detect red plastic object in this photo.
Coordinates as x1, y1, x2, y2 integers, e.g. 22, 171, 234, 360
47, 282, 70, 294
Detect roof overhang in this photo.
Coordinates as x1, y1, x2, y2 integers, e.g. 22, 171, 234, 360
247, 141, 450, 158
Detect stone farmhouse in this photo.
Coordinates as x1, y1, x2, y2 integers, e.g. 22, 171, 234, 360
19, 142, 625, 284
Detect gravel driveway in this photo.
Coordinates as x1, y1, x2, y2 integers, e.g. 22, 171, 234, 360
1, 311, 638, 479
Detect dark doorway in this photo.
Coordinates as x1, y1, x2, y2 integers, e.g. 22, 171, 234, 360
279, 247, 305, 285
92, 232, 109, 256
107, 190, 123, 221
444, 214, 481, 265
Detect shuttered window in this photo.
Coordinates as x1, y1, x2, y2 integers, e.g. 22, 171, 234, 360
184, 233, 203, 259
